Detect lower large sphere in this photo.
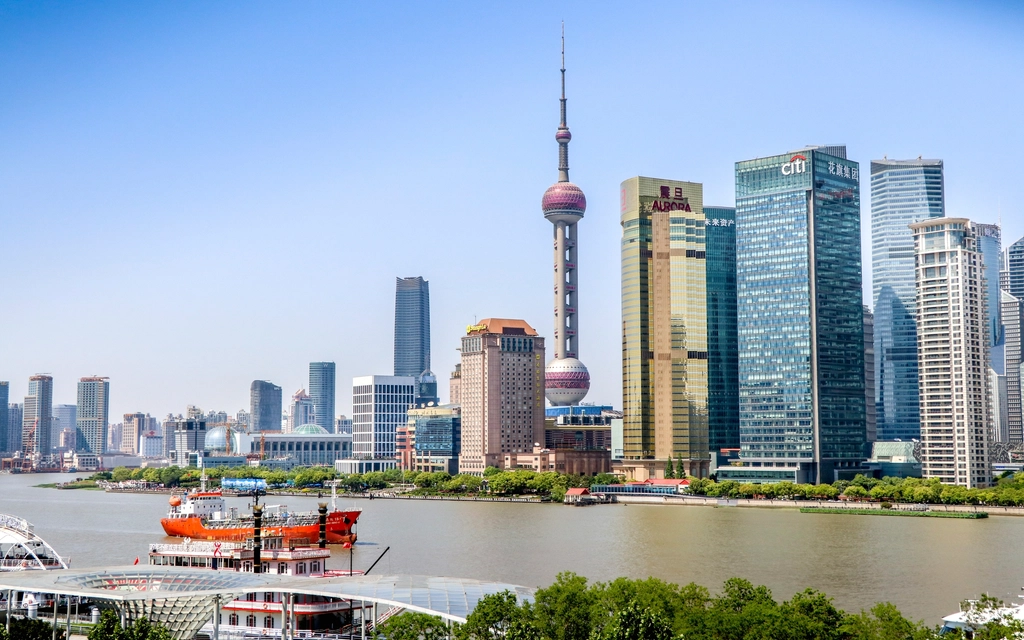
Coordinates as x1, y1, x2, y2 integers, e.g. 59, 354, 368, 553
545, 357, 591, 406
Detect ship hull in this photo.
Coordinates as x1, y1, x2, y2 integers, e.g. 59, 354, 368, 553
160, 511, 360, 544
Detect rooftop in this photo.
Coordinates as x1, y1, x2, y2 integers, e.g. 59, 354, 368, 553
466, 318, 538, 337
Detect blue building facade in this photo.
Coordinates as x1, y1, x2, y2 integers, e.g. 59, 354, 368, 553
705, 206, 739, 453
394, 277, 431, 378
308, 362, 336, 433
870, 159, 944, 441
726, 147, 866, 484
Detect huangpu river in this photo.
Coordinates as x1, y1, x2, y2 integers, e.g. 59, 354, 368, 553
1, 472, 1020, 624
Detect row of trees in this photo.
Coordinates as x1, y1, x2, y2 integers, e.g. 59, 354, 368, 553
377, 573, 1019, 640
684, 473, 1024, 506
0, 610, 170, 640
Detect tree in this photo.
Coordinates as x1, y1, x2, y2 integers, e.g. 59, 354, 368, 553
665, 458, 675, 480
843, 485, 869, 500
374, 612, 450, 640
532, 572, 597, 640
0, 617, 65, 640
456, 591, 528, 640
601, 600, 673, 640
841, 602, 934, 640
87, 610, 172, 640
111, 467, 132, 482
483, 466, 502, 477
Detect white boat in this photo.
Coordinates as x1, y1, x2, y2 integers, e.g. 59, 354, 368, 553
0, 513, 68, 571
940, 597, 1024, 636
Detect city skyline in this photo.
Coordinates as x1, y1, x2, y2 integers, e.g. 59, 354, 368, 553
2, 3, 1024, 420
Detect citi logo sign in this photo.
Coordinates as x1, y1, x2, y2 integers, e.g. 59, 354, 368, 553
780, 154, 808, 176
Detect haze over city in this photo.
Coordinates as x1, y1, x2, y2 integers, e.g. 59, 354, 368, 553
2, 1, 1023, 420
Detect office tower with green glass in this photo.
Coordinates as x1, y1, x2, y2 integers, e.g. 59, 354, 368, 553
724, 146, 866, 484
704, 206, 739, 454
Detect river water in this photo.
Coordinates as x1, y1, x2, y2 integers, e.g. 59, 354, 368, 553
0, 472, 1019, 624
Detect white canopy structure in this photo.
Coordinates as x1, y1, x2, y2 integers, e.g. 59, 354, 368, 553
0, 513, 68, 572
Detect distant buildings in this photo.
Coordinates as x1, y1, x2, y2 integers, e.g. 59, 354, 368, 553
1002, 291, 1023, 444
248, 427, 350, 466
619, 177, 710, 478
23, 375, 54, 457
308, 362, 336, 434
0, 382, 7, 454
398, 403, 461, 474
171, 418, 207, 467
871, 158, 944, 442
352, 375, 416, 459
863, 306, 877, 443
725, 146, 866, 485
287, 389, 315, 432
53, 404, 76, 454
457, 319, 545, 475
974, 223, 1003, 347
250, 380, 283, 432
449, 364, 461, 405
335, 415, 353, 435
394, 277, 431, 378
911, 217, 991, 487
7, 403, 22, 454
1008, 236, 1024, 300
705, 205, 740, 455
76, 376, 110, 455
122, 412, 146, 454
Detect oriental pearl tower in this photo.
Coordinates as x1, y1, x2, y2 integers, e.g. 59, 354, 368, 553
542, 28, 590, 406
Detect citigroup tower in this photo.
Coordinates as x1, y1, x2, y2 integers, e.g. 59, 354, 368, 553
722, 146, 867, 485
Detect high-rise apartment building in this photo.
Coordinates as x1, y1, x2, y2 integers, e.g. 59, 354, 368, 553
309, 362, 336, 433
172, 419, 207, 467
7, 404, 23, 454
1008, 237, 1024, 300
108, 423, 123, 451
912, 218, 991, 487
394, 277, 430, 378
76, 376, 110, 454
974, 223, 1003, 347
449, 364, 462, 405
870, 158, 944, 442
0, 382, 7, 454
53, 405, 76, 454
250, 380, 282, 432
457, 319, 545, 475
335, 416, 353, 435
724, 147, 866, 485
620, 177, 710, 478
864, 306, 877, 443
541, 36, 590, 407
1002, 291, 1023, 444
352, 375, 416, 459
288, 390, 315, 431
23, 375, 54, 457
705, 205, 740, 454
122, 412, 146, 454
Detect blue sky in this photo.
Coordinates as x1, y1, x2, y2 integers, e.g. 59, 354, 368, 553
2, 1, 1023, 421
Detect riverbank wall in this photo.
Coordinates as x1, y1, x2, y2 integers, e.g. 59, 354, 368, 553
611, 494, 1024, 517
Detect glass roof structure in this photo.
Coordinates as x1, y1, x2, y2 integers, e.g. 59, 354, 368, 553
0, 566, 534, 639
0, 513, 68, 572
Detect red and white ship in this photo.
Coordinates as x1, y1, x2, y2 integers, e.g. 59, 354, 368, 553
161, 479, 360, 544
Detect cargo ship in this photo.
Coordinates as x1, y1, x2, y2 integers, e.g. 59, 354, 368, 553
160, 478, 360, 544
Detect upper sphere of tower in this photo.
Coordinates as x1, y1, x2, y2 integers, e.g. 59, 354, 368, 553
542, 182, 587, 215
555, 129, 572, 143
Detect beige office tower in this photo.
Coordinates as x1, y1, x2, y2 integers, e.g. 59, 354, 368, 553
911, 218, 991, 487
457, 319, 546, 476
122, 412, 146, 454
620, 177, 709, 479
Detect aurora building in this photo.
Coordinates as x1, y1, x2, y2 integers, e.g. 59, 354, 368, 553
722, 146, 867, 485
619, 177, 711, 478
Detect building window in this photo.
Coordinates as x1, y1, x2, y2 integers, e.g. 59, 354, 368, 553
229, 614, 239, 626
264, 616, 274, 629
278, 562, 287, 574
246, 614, 256, 627
311, 561, 319, 573
297, 562, 306, 575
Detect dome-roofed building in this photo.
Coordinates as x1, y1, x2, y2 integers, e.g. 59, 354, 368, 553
203, 426, 251, 455
293, 424, 329, 435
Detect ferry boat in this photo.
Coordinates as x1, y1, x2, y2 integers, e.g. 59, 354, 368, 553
161, 478, 360, 544
940, 597, 1024, 635
149, 535, 377, 637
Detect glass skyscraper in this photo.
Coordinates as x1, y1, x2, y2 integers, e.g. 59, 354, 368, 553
0, 382, 8, 453
394, 277, 431, 378
23, 374, 54, 456
249, 380, 282, 432
76, 376, 109, 454
1009, 237, 1024, 300
620, 177, 710, 477
870, 158, 944, 441
308, 362, 336, 433
724, 147, 866, 485
973, 223, 1002, 347
704, 206, 739, 453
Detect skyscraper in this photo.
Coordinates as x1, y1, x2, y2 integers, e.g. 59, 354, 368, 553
23, 374, 54, 457
911, 218, 991, 487
870, 158, 944, 442
705, 205, 739, 454
864, 306, 877, 443
724, 147, 866, 485
309, 362, 336, 433
250, 380, 283, 432
974, 223, 1003, 347
76, 376, 110, 454
620, 177, 709, 478
288, 389, 315, 431
394, 277, 430, 378
7, 403, 23, 454
542, 33, 590, 407
457, 319, 545, 475
123, 412, 146, 454
1008, 237, 1024, 300
1002, 291, 1023, 443
352, 375, 416, 459
0, 382, 8, 453
53, 404, 76, 454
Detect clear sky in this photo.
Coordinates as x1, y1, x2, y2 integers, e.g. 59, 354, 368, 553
2, 1, 1023, 422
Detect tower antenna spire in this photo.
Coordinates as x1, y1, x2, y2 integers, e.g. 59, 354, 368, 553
557, 22, 570, 182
